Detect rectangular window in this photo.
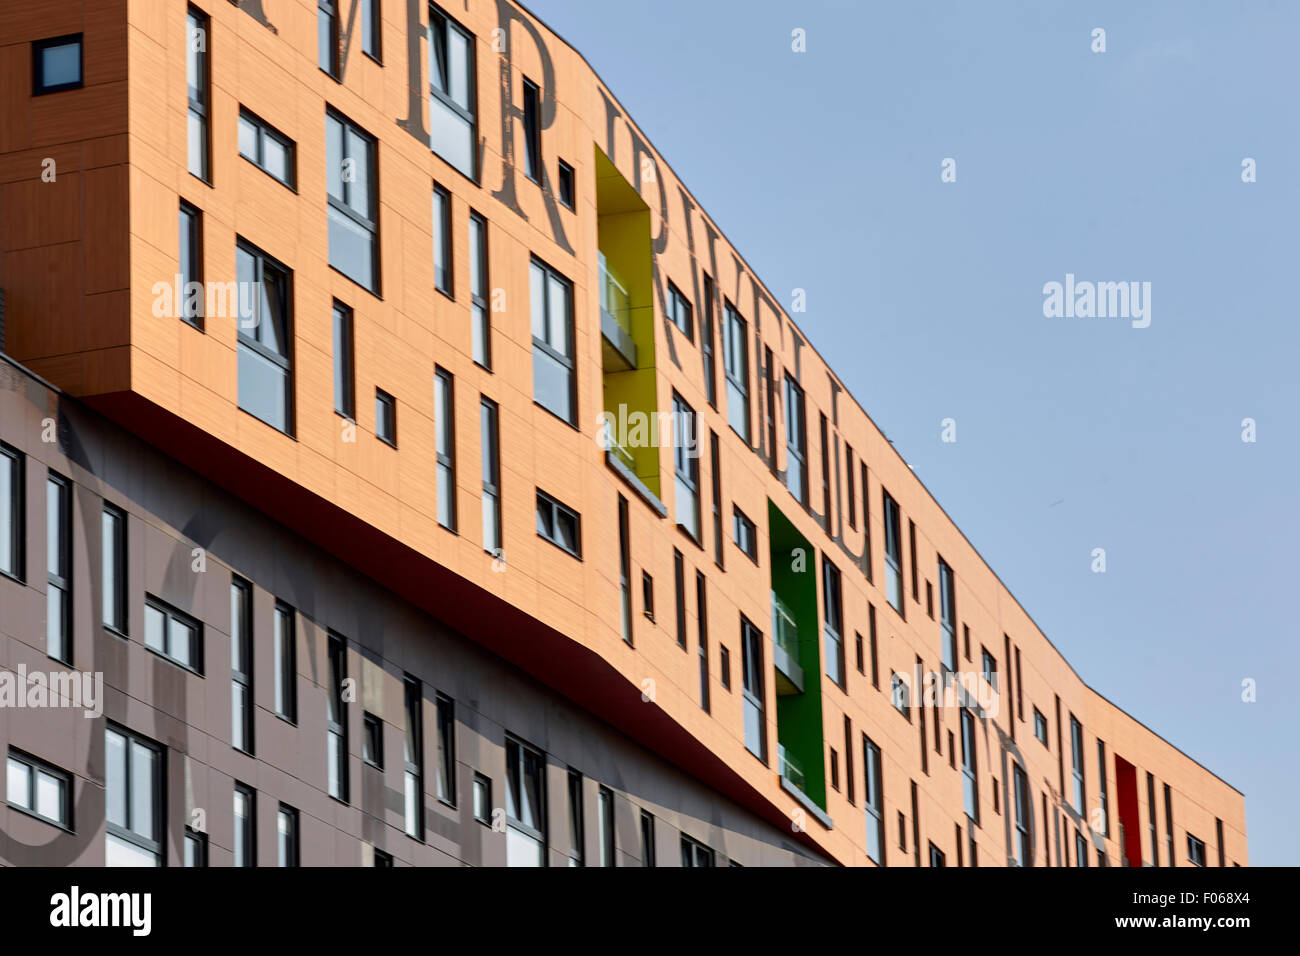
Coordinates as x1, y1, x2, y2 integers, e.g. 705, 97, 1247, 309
46, 473, 71, 663
929, 843, 946, 867
469, 211, 491, 367
362, 712, 383, 768
640, 810, 655, 866
0, 444, 23, 582
435, 693, 456, 806
536, 490, 581, 557
361, 0, 380, 59
820, 413, 832, 523
522, 78, 541, 183
667, 282, 694, 339
101, 504, 126, 634
733, 506, 757, 563
404, 676, 424, 839
274, 602, 296, 722
697, 572, 710, 712
326, 110, 378, 292
7, 749, 71, 829
231, 578, 253, 754
597, 785, 616, 867
702, 274, 718, 407
673, 549, 687, 650
144, 596, 203, 673
432, 183, 452, 296
1097, 739, 1110, 836
846, 445, 856, 529
428, 4, 477, 178
863, 735, 884, 864
861, 463, 872, 581
105, 726, 163, 866
333, 301, 355, 418
891, 672, 911, 720
882, 490, 904, 616
1034, 707, 1048, 746
1015, 646, 1024, 720
480, 398, 501, 555
1187, 833, 1206, 867
868, 604, 879, 688
681, 834, 714, 868
557, 159, 575, 209
672, 393, 700, 540
938, 557, 956, 671
474, 773, 491, 825
236, 240, 294, 434
505, 734, 547, 867
1070, 714, 1085, 815
709, 430, 723, 566
722, 301, 750, 440
530, 257, 576, 424
961, 708, 979, 826
741, 616, 766, 762
844, 715, 855, 805
186, 10, 209, 180
1013, 763, 1031, 866
233, 783, 255, 867
822, 556, 844, 687
1075, 830, 1088, 867
184, 828, 208, 867
1216, 818, 1225, 868
317, 0, 339, 77
618, 495, 632, 644
720, 645, 731, 691
566, 769, 584, 866
326, 632, 349, 802
238, 108, 295, 187
981, 648, 997, 690
908, 519, 918, 603
1147, 772, 1158, 866
642, 571, 654, 622
375, 388, 397, 447
178, 202, 204, 327
434, 368, 457, 530
278, 804, 299, 866
1164, 783, 1174, 868
33, 33, 82, 95
784, 374, 807, 504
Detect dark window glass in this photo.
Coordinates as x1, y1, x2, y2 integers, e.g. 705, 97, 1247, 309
375, 388, 397, 446
784, 375, 807, 503
732, 507, 757, 563
33, 34, 83, 94
327, 633, 349, 802
672, 393, 701, 540
333, 301, 354, 418
469, 211, 490, 367
597, 785, 615, 867
179, 202, 204, 327
741, 616, 765, 761
273, 602, 296, 722
557, 159, 575, 209
882, 491, 904, 615
363, 712, 383, 768
101, 505, 127, 633
278, 804, 299, 866
480, 398, 501, 555
435, 369, 457, 531
505, 735, 547, 867
522, 78, 541, 182
822, 557, 844, 687
680, 834, 714, 867
233, 783, 256, 867
404, 676, 424, 839
46, 473, 71, 663
536, 490, 581, 557
722, 302, 749, 440
231, 578, 253, 754
318, 0, 339, 77
667, 282, 693, 339
0, 444, 23, 583
432, 183, 452, 295
640, 810, 655, 866
435, 694, 456, 806
566, 769, 584, 866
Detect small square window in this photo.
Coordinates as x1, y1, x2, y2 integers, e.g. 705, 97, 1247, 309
375, 389, 397, 446
473, 772, 491, 825
557, 159, 575, 209
363, 712, 383, 769
33, 35, 82, 95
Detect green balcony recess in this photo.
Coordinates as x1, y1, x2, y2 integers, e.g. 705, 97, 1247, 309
768, 500, 826, 810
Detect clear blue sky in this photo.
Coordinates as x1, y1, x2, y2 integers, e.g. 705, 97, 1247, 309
525, 0, 1300, 865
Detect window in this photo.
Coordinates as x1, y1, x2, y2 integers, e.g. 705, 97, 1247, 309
318, 0, 339, 77
1164, 783, 1174, 867
830, 749, 839, 791
363, 712, 383, 769
435, 369, 457, 531
1034, 708, 1048, 746
530, 257, 575, 424
667, 282, 693, 339
673, 549, 687, 650
702, 275, 718, 406
891, 672, 911, 719
435, 693, 456, 806
909, 519, 918, 603
100, 504, 127, 634
597, 785, 616, 867
236, 240, 293, 434
938, 557, 956, 671
1187, 833, 1206, 867
929, 843, 946, 867
178, 202, 204, 327
882, 490, 904, 615
618, 495, 632, 643
505, 734, 547, 867
233, 783, 255, 867
1098, 739, 1110, 836
846, 445, 857, 529
720, 645, 731, 691
7, 750, 71, 829
273, 602, 296, 722
238, 108, 295, 187
186, 10, 209, 179
697, 572, 710, 712
722, 302, 750, 440
822, 557, 844, 687
404, 676, 424, 839
469, 211, 490, 367
681, 834, 714, 867
326, 110, 378, 292
0, 444, 22, 582
981, 648, 997, 690
1070, 715, 1085, 814
333, 301, 355, 418
709, 430, 723, 567
640, 810, 655, 866
375, 388, 397, 446
144, 596, 202, 672
741, 616, 766, 761
732, 506, 757, 563
1012, 763, 1030, 866
428, 4, 477, 178
184, 828, 207, 867
480, 398, 501, 555
432, 183, 452, 295
844, 716, 855, 805
361, 0, 381, 60
868, 604, 879, 689
1147, 772, 1158, 866
522, 78, 541, 183
672, 394, 701, 540
473, 773, 491, 825
863, 735, 884, 864
566, 769, 584, 866
557, 159, 575, 209
231, 578, 253, 754
820, 414, 832, 523
1075, 830, 1088, 867
641, 571, 654, 622
278, 805, 300, 866
898, 813, 908, 851
784, 375, 807, 504
105, 726, 163, 866
46, 473, 71, 663
33, 33, 82, 95
961, 708, 979, 825
327, 633, 349, 802
373, 849, 393, 867
536, 490, 581, 557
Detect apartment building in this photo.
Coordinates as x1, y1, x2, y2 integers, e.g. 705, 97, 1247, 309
0, 0, 1245, 866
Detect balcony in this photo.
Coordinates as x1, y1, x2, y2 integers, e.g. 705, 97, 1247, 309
599, 252, 637, 370
771, 594, 805, 695
779, 744, 806, 793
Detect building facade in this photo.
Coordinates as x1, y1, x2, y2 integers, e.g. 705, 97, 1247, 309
0, 0, 1245, 866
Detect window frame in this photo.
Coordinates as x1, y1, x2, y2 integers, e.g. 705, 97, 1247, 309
863, 734, 884, 864
317, 0, 340, 78
740, 615, 767, 763
46, 472, 72, 664
404, 675, 424, 840
432, 182, 453, 297
822, 555, 844, 688
185, 9, 210, 182
326, 631, 349, 803
722, 301, 750, 441
428, 3, 478, 180
231, 577, 254, 754
233, 782, 256, 867
143, 594, 204, 674
0, 443, 24, 583
278, 803, 300, 867
435, 692, 456, 807
374, 387, 397, 447
6, 748, 73, 831
235, 238, 295, 435
556, 158, 575, 209
732, 506, 758, 564
101, 503, 127, 635
273, 600, 297, 723
362, 711, 384, 769
435, 368, 458, 532
536, 489, 582, 559
521, 76, 542, 184
680, 834, 715, 868
325, 108, 380, 294
529, 255, 577, 425
505, 733, 548, 866
597, 784, 616, 867
178, 201, 205, 328
480, 397, 501, 556
33, 33, 84, 96
566, 768, 584, 866
882, 489, 904, 617
672, 392, 701, 541
469, 210, 491, 368
333, 300, 355, 419
667, 281, 694, 340
105, 724, 165, 866
237, 107, 296, 189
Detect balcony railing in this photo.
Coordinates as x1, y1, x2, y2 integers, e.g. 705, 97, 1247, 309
599, 253, 637, 370
770, 595, 805, 695
779, 744, 806, 793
